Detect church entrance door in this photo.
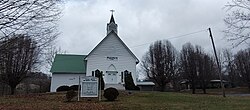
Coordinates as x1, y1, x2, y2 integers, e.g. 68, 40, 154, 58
106, 71, 117, 84
106, 64, 118, 84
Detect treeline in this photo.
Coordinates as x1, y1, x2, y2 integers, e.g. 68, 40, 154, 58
0, 71, 51, 95
141, 40, 250, 93
0, 35, 51, 95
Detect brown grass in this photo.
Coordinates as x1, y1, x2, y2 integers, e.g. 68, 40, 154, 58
0, 89, 249, 110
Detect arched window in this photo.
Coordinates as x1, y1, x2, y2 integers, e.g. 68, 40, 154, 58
107, 64, 116, 71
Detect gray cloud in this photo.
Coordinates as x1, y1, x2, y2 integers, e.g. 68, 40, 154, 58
57, 0, 247, 62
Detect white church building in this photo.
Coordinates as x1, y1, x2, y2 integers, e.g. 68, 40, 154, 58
50, 14, 139, 92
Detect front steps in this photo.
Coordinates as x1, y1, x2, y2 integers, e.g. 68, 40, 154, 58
105, 84, 125, 90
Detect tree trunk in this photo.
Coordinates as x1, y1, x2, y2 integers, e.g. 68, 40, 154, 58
192, 83, 196, 94
10, 86, 16, 95
2, 84, 4, 95
192, 88, 196, 94
202, 83, 207, 94
248, 82, 250, 91
172, 81, 179, 92
160, 85, 165, 92
203, 87, 206, 94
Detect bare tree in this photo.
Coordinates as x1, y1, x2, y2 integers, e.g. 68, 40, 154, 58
223, 49, 240, 87
180, 43, 197, 94
0, 0, 62, 64
234, 48, 250, 89
0, 0, 61, 38
0, 35, 38, 94
43, 45, 66, 70
197, 51, 216, 94
180, 43, 216, 94
0, 0, 62, 77
224, 0, 250, 46
0, 1, 62, 94
141, 40, 179, 91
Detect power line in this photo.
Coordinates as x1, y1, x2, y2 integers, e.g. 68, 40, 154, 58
130, 29, 207, 48
53, 29, 208, 61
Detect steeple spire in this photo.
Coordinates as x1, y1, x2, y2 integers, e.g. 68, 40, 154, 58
110, 14, 115, 23
110, 10, 115, 23
107, 10, 118, 35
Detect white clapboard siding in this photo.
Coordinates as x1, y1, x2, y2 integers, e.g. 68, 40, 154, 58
50, 73, 86, 92
86, 32, 137, 85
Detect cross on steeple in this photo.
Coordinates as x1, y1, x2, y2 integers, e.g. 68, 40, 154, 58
110, 10, 115, 15
109, 10, 115, 23
107, 10, 118, 34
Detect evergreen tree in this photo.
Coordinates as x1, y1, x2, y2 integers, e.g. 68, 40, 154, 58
124, 70, 136, 90
94, 70, 105, 90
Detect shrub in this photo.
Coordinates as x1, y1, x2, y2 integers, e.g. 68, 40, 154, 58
66, 90, 77, 102
134, 86, 140, 91
56, 86, 70, 92
94, 70, 105, 90
124, 71, 136, 90
70, 85, 80, 91
103, 87, 119, 101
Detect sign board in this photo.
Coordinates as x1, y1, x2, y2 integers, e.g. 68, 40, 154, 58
81, 76, 98, 97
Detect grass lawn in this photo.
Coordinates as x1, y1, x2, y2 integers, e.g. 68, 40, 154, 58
0, 90, 250, 110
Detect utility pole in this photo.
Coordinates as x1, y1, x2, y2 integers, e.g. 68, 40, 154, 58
208, 28, 226, 97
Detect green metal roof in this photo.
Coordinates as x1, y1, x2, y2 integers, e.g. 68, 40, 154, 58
50, 54, 87, 73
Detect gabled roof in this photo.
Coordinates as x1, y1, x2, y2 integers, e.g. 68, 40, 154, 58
50, 54, 87, 73
86, 31, 139, 64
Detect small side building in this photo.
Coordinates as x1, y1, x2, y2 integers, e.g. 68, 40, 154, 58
50, 54, 87, 92
137, 81, 155, 91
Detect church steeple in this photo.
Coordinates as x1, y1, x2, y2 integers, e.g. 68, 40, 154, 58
107, 10, 118, 35
110, 14, 115, 23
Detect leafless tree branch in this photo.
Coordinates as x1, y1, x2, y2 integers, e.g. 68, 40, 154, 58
224, 0, 250, 46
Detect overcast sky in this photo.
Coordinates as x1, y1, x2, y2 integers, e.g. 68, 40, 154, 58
57, 0, 247, 62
